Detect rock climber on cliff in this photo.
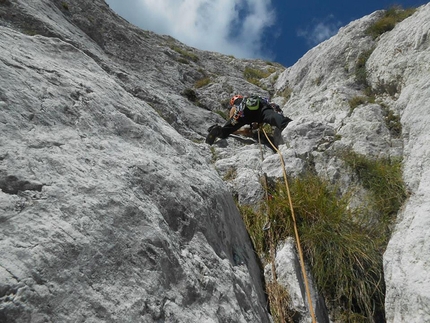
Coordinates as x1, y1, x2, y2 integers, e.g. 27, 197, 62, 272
205, 95, 292, 146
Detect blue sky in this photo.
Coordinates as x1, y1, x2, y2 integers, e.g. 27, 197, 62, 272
105, 0, 429, 67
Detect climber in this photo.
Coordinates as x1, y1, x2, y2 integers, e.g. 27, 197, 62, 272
227, 104, 255, 137
205, 95, 292, 145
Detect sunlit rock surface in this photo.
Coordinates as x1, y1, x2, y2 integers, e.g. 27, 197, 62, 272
1, 0, 429, 322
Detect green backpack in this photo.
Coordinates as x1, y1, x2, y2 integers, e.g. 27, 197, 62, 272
245, 95, 260, 110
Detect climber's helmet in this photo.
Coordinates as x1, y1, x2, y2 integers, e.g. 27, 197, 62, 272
230, 95, 243, 107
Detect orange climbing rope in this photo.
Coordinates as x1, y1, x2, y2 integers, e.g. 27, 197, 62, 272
259, 128, 317, 323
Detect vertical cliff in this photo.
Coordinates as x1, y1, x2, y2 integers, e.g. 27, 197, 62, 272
1, 0, 429, 322
0, 0, 280, 322
272, 4, 430, 322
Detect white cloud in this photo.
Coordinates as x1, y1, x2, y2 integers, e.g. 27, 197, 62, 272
297, 15, 342, 46
105, 0, 276, 60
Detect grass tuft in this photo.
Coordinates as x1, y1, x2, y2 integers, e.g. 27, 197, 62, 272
366, 6, 416, 40
170, 45, 199, 62
266, 282, 295, 323
341, 150, 407, 228
268, 174, 386, 320
355, 48, 374, 91
382, 105, 402, 138
238, 150, 407, 321
349, 96, 368, 112
243, 67, 272, 86
194, 77, 211, 88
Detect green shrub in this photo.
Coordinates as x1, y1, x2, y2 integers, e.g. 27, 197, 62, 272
366, 6, 416, 40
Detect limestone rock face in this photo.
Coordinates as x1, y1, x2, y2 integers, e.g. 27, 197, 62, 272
272, 3, 430, 322
366, 5, 430, 323
0, 0, 280, 322
0, 26, 271, 322
1, 0, 430, 322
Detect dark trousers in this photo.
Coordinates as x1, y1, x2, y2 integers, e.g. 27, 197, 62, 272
219, 107, 291, 139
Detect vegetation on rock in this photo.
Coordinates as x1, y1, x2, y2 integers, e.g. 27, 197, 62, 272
366, 6, 417, 40
240, 151, 407, 322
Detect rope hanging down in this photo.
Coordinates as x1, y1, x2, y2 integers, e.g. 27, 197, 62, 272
259, 128, 317, 323
257, 129, 285, 322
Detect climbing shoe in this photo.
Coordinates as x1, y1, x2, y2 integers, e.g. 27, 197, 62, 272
280, 116, 293, 130
205, 125, 222, 145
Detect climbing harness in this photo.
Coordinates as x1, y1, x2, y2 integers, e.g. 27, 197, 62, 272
231, 101, 245, 126
257, 127, 317, 323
